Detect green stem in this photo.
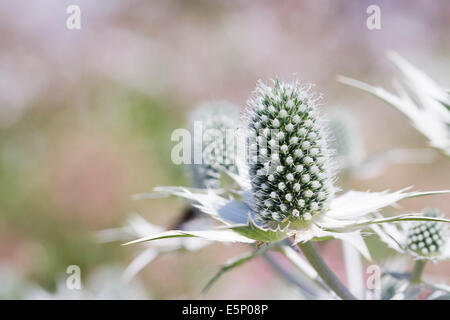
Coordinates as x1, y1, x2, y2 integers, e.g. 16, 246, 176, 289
410, 260, 427, 283
298, 241, 357, 300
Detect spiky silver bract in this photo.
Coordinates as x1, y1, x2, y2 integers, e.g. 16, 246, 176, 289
190, 101, 240, 189
406, 209, 448, 258
246, 79, 335, 227
339, 52, 450, 157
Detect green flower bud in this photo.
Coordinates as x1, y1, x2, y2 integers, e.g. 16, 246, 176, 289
407, 209, 448, 257
246, 80, 335, 226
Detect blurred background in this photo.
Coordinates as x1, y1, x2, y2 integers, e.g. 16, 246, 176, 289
0, 0, 449, 299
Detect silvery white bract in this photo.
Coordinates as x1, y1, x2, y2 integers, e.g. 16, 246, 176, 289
126, 80, 450, 263
327, 107, 365, 170
0, 265, 150, 300
372, 208, 450, 262
339, 52, 450, 157
98, 214, 212, 281
189, 101, 241, 189
109, 101, 242, 281
327, 107, 433, 179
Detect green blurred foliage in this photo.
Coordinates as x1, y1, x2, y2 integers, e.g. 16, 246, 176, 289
0, 82, 188, 292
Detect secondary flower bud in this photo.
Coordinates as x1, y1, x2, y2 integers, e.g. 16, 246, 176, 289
190, 101, 239, 189
406, 209, 448, 257
246, 80, 334, 225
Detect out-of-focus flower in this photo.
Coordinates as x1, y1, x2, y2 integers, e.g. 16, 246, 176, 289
327, 107, 434, 179
339, 52, 450, 157
189, 101, 241, 189
98, 214, 212, 281
372, 208, 450, 262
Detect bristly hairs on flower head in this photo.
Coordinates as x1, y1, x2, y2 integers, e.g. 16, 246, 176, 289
245, 79, 337, 228
189, 101, 240, 189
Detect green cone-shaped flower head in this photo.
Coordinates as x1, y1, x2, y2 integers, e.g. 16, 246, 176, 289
246, 80, 335, 227
190, 101, 240, 189
406, 209, 448, 258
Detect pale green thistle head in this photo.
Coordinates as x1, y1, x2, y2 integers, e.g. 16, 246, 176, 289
406, 209, 448, 258
246, 80, 335, 227
189, 101, 240, 189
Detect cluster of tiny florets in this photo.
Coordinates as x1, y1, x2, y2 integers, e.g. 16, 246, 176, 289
406, 209, 448, 257
246, 80, 335, 225
190, 101, 239, 189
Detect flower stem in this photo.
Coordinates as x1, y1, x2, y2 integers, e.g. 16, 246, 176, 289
410, 260, 427, 283
263, 253, 318, 299
298, 241, 357, 300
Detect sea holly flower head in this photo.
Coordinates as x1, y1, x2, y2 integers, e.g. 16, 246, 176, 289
246, 80, 336, 228
189, 101, 240, 189
406, 209, 448, 259
372, 208, 450, 262
98, 214, 212, 281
